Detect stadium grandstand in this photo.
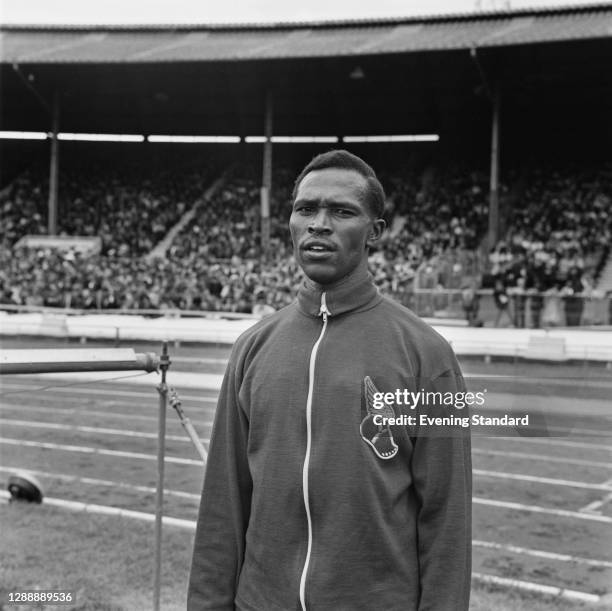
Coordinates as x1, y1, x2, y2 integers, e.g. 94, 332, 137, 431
1, 2, 611, 325
2, 5, 612, 610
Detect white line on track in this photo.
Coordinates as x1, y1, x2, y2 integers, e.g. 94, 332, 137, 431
1, 392, 218, 411
471, 572, 600, 604
545, 425, 611, 437
0, 437, 204, 466
580, 493, 612, 514
0, 418, 211, 442
3, 462, 610, 567
473, 468, 612, 491
480, 436, 612, 452
2, 402, 608, 460
473, 496, 612, 523
0, 489, 196, 529
5, 371, 224, 392
0, 403, 214, 428
5, 435, 611, 520
1, 480, 602, 604
1, 383, 218, 404
473, 540, 612, 568
0, 466, 201, 501
473, 448, 612, 469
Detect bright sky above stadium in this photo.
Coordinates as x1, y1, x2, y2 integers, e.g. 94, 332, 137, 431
0, 0, 604, 25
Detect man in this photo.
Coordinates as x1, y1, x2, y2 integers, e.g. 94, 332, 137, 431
188, 150, 472, 610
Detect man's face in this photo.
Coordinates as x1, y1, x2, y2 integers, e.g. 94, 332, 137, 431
290, 168, 384, 287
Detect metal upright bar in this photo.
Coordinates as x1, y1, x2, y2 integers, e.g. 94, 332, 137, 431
260, 89, 273, 256
153, 342, 170, 611
488, 84, 501, 247
48, 90, 60, 236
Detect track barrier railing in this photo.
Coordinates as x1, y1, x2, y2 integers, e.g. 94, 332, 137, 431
2, 291, 610, 329
0, 343, 205, 611
390, 289, 612, 328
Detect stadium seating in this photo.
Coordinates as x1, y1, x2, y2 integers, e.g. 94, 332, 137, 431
1, 157, 610, 317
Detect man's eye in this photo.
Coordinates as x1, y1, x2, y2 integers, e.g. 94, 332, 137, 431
334, 208, 354, 216
297, 206, 315, 214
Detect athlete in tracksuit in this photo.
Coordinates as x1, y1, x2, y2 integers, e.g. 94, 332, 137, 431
188, 152, 472, 610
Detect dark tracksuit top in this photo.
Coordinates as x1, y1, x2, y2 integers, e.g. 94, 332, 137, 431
188, 271, 472, 611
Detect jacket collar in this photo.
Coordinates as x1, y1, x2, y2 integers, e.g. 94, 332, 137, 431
296, 268, 382, 317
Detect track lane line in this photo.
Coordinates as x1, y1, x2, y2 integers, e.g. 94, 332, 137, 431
0, 418, 211, 443
0, 403, 214, 428
474, 468, 612, 490
0, 383, 218, 403
473, 539, 612, 568
473, 448, 612, 469
0, 437, 204, 466
4, 465, 609, 567
471, 572, 600, 604
3, 424, 606, 490
0, 466, 200, 501
0, 489, 196, 529
580, 493, 612, 514
0, 483, 602, 605
473, 497, 612, 523
3, 437, 610, 520
478, 436, 612, 452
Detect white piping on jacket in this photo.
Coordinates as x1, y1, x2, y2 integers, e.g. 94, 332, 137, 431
299, 292, 330, 611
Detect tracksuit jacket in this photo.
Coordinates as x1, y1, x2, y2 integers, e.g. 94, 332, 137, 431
188, 271, 472, 611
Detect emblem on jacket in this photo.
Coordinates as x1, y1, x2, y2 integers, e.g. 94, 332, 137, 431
360, 376, 399, 460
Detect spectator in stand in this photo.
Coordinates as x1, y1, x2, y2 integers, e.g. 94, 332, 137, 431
493, 275, 513, 328
562, 268, 586, 326
461, 276, 481, 327
525, 261, 546, 329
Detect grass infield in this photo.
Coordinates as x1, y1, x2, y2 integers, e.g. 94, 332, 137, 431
0, 503, 601, 611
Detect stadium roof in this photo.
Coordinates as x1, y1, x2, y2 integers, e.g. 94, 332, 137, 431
1, 3, 611, 63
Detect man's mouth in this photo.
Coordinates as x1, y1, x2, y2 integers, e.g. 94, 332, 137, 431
302, 241, 336, 253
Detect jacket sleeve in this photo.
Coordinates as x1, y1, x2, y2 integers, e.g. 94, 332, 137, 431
188, 355, 252, 610
411, 367, 472, 611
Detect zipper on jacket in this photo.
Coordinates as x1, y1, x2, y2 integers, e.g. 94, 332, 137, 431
299, 292, 330, 611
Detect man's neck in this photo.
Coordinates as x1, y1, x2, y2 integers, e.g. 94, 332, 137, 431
297, 262, 381, 317
308, 261, 370, 293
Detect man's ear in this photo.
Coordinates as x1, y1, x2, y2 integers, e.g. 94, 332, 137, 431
366, 218, 386, 247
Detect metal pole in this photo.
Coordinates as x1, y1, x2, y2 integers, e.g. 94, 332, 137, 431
169, 388, 208, 462
261, 89, 273, 256
48, 90, 60, 236
0, 348, 159, 375
153, 342, 170, 611
488, 84, 501, 247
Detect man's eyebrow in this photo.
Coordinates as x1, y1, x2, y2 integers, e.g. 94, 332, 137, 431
293, 198, 361, 209
292, 198, 316, 207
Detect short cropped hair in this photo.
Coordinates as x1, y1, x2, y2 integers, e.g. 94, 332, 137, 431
292, 150, 385, 218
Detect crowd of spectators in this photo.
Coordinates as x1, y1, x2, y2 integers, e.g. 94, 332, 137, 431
484, 165, 611, 325
0, 244, 302, 312
1, 156, 610, 319
0, 150, 212, 256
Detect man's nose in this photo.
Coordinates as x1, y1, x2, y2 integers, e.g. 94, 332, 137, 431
308, 208, 332, 234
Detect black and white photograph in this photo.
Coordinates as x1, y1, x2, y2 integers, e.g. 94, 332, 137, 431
0, 0, 611, 609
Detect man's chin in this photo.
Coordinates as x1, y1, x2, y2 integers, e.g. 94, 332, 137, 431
300, 262, 342, 287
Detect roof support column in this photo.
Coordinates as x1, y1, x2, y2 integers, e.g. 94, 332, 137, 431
48, 90, 60, 236
260, 89, 273, 257
488, 83, 501, 247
